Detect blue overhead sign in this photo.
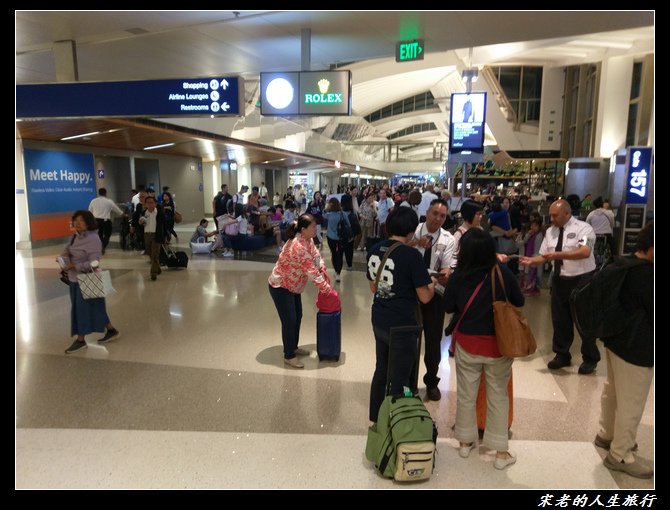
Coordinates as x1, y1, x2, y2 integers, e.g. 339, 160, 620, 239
16, 77, 243, 118
625, 146, 652, 204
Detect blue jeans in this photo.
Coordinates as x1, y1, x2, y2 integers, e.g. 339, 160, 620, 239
369, 324, 419, 422
269, 285, 303, 359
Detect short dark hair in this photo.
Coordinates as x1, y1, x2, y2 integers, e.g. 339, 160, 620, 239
593, 196, 604, 209
98, 188, 107, 196
635, 220, 653, 253
386, 206, 418, 237
429, 198, 449, 210
199, 218, 208, 226
340, 193, 353, 212
145, 196, 156, 203
456, 228, 497, 275
72, 210, 98, 231
459, 200, 483, 223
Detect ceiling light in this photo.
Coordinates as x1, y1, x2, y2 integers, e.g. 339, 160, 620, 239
143, 142, 175, 150
229, 161, 238, 170
61, 131, 100, 141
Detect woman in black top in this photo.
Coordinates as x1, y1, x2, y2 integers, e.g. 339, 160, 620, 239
366, 207, 436, 423
443, 228, 524, 469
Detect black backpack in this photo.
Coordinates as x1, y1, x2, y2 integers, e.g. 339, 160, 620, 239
570, 257, 647, 339
337, 212, 353, 241
348, 211, 361, 237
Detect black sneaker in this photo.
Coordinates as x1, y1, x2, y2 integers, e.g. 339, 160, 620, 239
98, 328, 120, 344
426, 386, 442, 401
578, 361, 597, 375
547, 355, 571, 370
65, 339, 87, 354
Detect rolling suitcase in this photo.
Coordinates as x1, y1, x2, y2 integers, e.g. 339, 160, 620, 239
316, 310, 341, 361
476, 371, 513, 433
161, 245, 189, 269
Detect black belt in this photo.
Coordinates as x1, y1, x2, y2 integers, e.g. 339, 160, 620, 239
558, 270, 595, 280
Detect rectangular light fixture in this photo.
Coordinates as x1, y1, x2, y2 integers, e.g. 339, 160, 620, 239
60, 131, 100, 141
143, 142, 175, 151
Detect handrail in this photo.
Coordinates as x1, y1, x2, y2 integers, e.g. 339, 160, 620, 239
481, 66, 520, 130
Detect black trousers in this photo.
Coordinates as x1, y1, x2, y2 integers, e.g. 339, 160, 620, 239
96, 218, 112, 250
550, 272, 600, 363
327, 237, 345, 274
369, 323, 418, 422
268, 285, 303, 359
420, 294, 445, 388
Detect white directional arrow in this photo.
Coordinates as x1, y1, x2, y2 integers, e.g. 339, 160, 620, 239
221, 79, 229, 90
221, 102, 230, 111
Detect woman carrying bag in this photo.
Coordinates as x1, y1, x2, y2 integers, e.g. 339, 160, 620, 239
443, 228, 524, 469
60, 210, 120, 354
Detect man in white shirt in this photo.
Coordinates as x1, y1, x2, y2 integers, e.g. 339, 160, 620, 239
409, 198, 455, 400
521, 199, 599, 374
376, 189, 394, 239
259, 182, 268, 199
417, 184, 438, 222
89, 188, 123, 254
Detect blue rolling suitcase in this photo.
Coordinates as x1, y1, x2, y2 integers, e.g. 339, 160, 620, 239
317, 311, 341, 361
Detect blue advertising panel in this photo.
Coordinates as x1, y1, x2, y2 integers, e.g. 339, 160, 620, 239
625, 147, 652, 204
449, 92, 487, 154
16, 77, 241, 118
23, 149, 96, 215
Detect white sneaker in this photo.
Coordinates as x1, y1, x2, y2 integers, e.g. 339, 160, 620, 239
335, 273, 341, 282
223, 250, 234, 257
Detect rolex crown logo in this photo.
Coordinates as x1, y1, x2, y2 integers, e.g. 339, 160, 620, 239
317, 79, 330, 94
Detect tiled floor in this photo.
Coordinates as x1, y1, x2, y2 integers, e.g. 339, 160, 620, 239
15, 227, 654, 489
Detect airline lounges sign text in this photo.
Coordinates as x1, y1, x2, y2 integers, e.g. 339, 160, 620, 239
24, 149, 96, 215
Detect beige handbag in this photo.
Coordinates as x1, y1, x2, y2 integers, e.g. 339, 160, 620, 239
491, 265, 536, 358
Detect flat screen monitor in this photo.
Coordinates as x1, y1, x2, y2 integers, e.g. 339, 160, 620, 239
449, 92, 487, 153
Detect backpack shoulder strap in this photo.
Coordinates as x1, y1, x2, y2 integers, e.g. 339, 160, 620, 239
374, 242, 402, 292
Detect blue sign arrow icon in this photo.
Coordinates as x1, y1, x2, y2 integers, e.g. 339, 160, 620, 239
221, 79, 229, 90
221, 102, 230, 111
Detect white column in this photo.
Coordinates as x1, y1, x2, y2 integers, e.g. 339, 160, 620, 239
15, 135, 31, 248
595, 56, 634, 158
53, 40, 79, 82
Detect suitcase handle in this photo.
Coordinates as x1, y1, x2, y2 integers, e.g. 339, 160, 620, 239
386, 325, 422, 396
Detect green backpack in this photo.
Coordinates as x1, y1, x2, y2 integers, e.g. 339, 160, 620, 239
365, 394, 437, 481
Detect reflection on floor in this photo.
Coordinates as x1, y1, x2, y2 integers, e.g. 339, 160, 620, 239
15, 233, 654, 490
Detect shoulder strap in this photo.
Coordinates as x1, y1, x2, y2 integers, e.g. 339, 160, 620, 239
374, 242, 402, 292
453, 275, 486, 334
491, 265, 509, 303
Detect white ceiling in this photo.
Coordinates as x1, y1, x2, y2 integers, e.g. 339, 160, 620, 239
15, 11, 654, 162
16, 11, 654, 83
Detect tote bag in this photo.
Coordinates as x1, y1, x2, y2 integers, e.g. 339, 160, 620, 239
77, 271, 115, 299
491, 265, 536, 358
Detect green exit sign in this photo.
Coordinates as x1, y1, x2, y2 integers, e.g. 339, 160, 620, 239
396, 39, 424, 62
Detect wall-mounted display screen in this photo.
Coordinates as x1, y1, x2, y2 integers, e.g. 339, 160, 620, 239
449, 92, 487, 153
